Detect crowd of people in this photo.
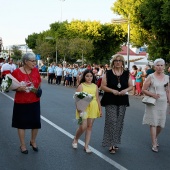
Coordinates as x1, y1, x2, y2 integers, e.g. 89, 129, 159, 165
130, 64, 155, 96
42, 62, 110, 93
1, 53, 170, 155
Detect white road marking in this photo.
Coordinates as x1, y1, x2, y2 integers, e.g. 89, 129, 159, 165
1, 92, 128, 170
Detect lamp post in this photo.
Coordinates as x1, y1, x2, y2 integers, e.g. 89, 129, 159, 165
82, 50, 84, 65
112, 16, 130, 69
59, 0, 65, 22
45, 36, 57, 63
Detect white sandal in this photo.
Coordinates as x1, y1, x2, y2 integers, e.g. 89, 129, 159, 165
72, 142, 78, 149
152, 146, 158, 153
84, 148, 92, 153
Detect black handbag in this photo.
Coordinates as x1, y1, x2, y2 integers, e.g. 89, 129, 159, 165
36, 86, 42, 98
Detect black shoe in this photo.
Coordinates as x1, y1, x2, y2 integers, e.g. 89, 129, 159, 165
30, 142, 38, 152
20, 146, 28, 154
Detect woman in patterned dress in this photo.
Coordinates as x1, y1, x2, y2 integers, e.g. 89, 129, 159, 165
142, 58, 169, 153
12, 53, 41, 154
72, 69, 102, 153
101, 54, 132, 154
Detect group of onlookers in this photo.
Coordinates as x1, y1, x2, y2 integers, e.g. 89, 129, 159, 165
45, 62, 110, 88
130, 64, 155, 96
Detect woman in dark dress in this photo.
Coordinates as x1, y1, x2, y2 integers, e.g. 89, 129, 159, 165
12, 53, 41, 154
101, 54, 132, 154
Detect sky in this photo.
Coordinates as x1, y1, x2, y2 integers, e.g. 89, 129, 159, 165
0, 0, 118, 47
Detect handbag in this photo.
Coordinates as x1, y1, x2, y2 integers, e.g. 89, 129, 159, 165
142, 87, 157, 106
36, 86, 42, 98
142, 96, 156, 105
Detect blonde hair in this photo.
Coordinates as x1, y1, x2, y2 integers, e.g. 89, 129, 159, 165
110, 54, 125, 69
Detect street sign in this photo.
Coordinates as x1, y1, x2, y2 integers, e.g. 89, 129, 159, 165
36, 54, 41, 60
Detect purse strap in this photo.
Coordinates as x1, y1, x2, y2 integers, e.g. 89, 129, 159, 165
151, 74, 157, 94
24, 67, 40, 88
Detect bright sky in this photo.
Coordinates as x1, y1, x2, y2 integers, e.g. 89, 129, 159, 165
0, 0, 118, 47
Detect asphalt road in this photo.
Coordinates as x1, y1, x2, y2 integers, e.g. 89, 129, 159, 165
0, 78, 170, 170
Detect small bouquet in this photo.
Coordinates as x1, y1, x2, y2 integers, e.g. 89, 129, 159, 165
73, 92, 93, 125
1, 74, 21, 92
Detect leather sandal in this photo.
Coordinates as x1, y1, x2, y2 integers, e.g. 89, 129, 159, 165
114, 146, 119, 150
109, 146, 116, 154
20, 146, 28, 154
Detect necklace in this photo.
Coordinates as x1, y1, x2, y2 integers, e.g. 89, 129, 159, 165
113, 69, 123, 88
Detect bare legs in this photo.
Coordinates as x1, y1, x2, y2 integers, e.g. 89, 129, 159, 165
150, 125, 162, 152
73, 118, 94, 150
18, 129, 26, 151
31, 129, 38, 147
18, 128, 39, 150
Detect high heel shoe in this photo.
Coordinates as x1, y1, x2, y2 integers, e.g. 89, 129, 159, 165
20, 146, 28, 154
30, 142, 38, 152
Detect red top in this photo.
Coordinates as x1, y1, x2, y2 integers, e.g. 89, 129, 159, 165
12, 67, 41, 103
2, 70, 11, 76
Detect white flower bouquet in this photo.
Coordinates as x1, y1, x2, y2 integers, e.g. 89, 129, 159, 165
1, 74, 21, 92
73, 92, 93, 125
1, 74, 37, 93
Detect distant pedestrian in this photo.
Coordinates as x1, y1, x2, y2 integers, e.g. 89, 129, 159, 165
72, 69, 102, 153
47, 63, 54, 84
130, 65, 138, 95
135, 66, 143, 96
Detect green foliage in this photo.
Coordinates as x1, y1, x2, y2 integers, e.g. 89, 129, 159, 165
25, 20, 126, 64
25, 33, 39, 49
11, 46, 22, 61
112, 0, 170, 62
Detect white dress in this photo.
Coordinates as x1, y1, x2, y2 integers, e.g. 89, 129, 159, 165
142, 73, 169, 128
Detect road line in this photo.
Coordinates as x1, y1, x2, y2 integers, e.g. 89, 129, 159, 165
1, 92, 128, 170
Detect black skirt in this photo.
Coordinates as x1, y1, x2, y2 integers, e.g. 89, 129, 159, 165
12, 101, 41, 129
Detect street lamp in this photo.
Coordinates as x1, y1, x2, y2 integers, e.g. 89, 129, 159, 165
59, 0, 65, 22
81, 50, 84, 65
112, 16, 130, 69
45, 36, 57, 63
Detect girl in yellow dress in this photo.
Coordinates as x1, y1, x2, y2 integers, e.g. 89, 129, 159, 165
72, 69, 102, 153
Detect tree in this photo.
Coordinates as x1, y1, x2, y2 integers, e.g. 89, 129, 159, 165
11, 46, 22, 61
25, 33, 39, 49
26, 20, 127, 64
112, 0, 170, 62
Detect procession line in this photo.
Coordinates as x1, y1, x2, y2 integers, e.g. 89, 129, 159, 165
1, 92, 127, 170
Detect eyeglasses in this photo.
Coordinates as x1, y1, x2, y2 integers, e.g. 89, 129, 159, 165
28, 60, 36, 62
114, 60, 123, 63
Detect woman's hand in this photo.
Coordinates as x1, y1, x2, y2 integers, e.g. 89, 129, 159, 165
152, 93, 160, 99
100, 110, 103, 117
119, 89, 128, 95
112, 90, 120, 95
17, 86, 27, 92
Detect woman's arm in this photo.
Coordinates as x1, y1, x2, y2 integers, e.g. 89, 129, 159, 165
119, 76, 133, 95
142, 76, 159, 99
100, 74, 119, 95
95, 85, 102, 117
76, 84, 83, 92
